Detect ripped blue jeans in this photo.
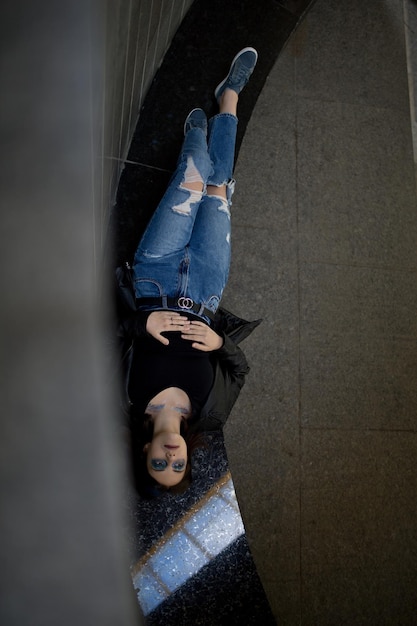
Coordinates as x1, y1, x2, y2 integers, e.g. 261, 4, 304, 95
133, 113, 237, 323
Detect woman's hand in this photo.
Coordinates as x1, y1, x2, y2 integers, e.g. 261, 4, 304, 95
146, 311, 190, 345
181, 321, 224, 352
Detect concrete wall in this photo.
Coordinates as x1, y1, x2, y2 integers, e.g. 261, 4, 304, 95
0, 1, 192, 624
96, 0, 194, 258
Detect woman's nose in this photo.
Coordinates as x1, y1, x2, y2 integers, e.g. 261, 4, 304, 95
166, 450, 176, 458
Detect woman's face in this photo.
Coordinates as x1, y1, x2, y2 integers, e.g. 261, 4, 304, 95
144, 432, 188, 487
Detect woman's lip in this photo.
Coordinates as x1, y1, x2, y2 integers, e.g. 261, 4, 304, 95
164, 445, 180, 449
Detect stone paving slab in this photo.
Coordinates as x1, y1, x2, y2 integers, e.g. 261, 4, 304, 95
223, 0, 417, 622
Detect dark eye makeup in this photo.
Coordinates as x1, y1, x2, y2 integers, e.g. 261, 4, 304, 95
150, 459, 186, 472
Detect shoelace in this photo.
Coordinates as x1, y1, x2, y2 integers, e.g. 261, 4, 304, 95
230, 61, 253, 86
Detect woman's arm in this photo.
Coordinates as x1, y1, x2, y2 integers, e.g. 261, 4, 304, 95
196, 334, 250, 431
216, 333, 250, 378
121, 310, 191, 343
146, 311, 190, 345
120, 310, 149, 339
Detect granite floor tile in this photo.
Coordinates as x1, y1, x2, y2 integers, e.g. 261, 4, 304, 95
232, 148, 297, 235
294, 0, 410, 111
301, 429, 417, 488
232, 101, 298, 234
225, 424, 301, 582
223, 221, 300, 423
300, 333, 417, 429
223, 263, 299, 398
262, 578, 301, 625
299, 263, 417, 339
234, 486, 301, 589
227, 329, 299, 407
301, 566, 417, 625
300, 430, 417, 623
224, 225, 298, 319
258, 42, 296, 98
296, 99, 417, 267
226, 396, 300, 471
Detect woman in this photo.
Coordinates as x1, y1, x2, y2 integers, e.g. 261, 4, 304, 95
121, 47, 261, 495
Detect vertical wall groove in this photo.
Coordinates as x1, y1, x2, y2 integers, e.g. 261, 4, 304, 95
95, 0, 194, 261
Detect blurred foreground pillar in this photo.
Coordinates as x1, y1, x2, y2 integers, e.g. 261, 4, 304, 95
0, 2, 142, 624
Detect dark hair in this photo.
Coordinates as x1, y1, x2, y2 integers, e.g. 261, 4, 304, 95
129, 412, 204, 499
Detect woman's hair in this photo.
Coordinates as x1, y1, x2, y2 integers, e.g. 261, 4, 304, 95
129, 412, 204, 499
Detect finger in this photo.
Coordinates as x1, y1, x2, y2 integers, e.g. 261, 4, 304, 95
156, 333, 169, 346
181, 331, 205, 341
175, 318, 191, 326
180, 324, 202, 333
169, 319, 190, 330
164, 314, 181, 324
191, 342, 209, 352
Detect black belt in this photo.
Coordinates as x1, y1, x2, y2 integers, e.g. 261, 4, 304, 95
136, 296, 216, 321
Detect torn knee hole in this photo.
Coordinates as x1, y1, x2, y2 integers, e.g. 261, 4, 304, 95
182, 156, 204, 186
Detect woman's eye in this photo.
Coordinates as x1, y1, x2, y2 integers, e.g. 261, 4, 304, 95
172, 461, 185, 472
151, 459, 167, 471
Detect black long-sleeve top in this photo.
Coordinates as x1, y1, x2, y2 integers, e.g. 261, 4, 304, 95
128, 313, 214, 418
121, 307, 261, 431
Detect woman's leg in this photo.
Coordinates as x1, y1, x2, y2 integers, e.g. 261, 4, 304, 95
134, 48, 257, 306
185, 91, 238, 312
206, 89, 238, 199
132, 120, 212, 299
134, 125, 212, 260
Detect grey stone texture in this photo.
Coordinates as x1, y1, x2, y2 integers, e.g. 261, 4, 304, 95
223, 0, 417, 622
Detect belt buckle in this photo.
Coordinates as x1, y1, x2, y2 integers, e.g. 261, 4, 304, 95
177, 296, 194, 310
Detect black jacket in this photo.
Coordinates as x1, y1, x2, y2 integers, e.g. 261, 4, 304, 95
115, 264, 261, 431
